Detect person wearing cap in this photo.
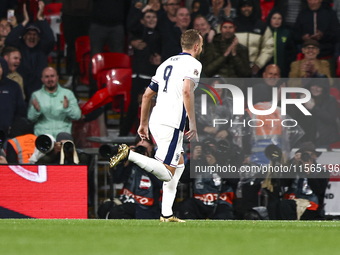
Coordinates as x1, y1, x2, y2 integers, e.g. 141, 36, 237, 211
28, 67, 81, 140
5, 1, 55, 102
293, 74, 340, 148
201, 19, 251, 78
233, 0, 274, 77
293, 0, 339, 76
35, 132, 87, 165
289, 39, 331, 80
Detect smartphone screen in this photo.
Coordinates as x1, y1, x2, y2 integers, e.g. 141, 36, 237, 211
7, 9, 14, 21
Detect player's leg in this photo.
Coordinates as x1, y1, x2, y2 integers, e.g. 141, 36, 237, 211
109, 124, 180, 182
110, 144, 173, 182
161, 154, 185, 218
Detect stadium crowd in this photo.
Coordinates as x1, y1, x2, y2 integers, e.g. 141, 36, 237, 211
0, 0, 339, 220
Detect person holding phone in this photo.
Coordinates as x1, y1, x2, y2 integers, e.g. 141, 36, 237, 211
5, 1, 55, 102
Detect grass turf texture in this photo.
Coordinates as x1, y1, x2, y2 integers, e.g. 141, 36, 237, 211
1, 220, 339, 255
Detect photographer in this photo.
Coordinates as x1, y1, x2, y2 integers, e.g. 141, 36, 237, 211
264, 142, 329, 220
34, 132, 88, 165
177, 138, 240, 220
98, 137, 162, 219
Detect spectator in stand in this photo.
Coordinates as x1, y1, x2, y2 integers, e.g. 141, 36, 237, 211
289, 39, 331, 87
193, 15, 215, 48
266, 8, 296, 77
206, 0, 236, 33
190, 0, 210, 21
98, 137, 162, 219
88, 0, 131, 96
28, 67, 81, 139
119, 9, 161, 136
2, 47, 24, 99
158, 0, 181, 61
234, 0, 274, 77
252, 64, 284, 105
274, 0, 307, 29
0, 57, 27, 134
293, 0, 340, 76
201, 19, 251, 78
295, 75, 340, 148
5, 2, 55, 102
61, 0, 92, 76
161, 7, 191, 61
0, 10, 19, 54
230, 0, 262, 19
158, 0, 180, 27
0, 18, 13, 55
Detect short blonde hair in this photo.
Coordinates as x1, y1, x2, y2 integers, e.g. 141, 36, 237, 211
181, 29, 201, 50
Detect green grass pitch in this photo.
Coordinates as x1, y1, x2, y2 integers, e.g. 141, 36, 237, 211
1, 219, 340, 255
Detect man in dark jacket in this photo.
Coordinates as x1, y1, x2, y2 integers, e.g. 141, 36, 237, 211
297, 74, 340, 148
293, 0, 340, 71
160, 7, 191, 62
0, 57, 27, 134
120, 9, 161, 136
201, 19, 251, 78
5, 1, 55, 102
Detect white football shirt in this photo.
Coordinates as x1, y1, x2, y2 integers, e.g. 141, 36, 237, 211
149, 53, 202, 130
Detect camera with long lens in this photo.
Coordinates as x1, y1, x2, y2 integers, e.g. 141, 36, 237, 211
62, 140, 74, 153
300, 152, 311, 163
265, 144, 282, 163
135, 145, 147, 155
0, 130, 6, 150
35, 134, 55, 154
99, 144, 119, 159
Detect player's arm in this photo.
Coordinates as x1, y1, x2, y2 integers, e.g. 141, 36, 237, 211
138, 86, 157, 141
183, 79, 198, 142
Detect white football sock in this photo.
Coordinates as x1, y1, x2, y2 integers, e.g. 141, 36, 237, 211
128, 150, 173, 182
161, 164, 185, 217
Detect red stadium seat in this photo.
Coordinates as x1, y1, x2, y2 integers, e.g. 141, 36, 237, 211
296, 53, 305, 61
43, 3, 62, 22
75, 36, 91, 85
261, 0, 275, 22
81, 53, 132, 115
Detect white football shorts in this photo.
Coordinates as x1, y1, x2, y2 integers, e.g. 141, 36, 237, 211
149, 123, 184, 168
